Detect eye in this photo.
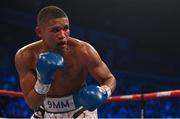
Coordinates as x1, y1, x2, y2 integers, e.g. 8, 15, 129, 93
63, 25, 69, 31
51, 27, 60, 32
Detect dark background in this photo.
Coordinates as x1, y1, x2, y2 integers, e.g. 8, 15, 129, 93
0, 0, 180, 118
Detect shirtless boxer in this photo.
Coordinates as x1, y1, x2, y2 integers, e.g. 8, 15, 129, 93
15, 6, 116, 118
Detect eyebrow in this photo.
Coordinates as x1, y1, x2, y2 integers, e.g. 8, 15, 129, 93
48, 25, 61, 29
49, 24, 69, 29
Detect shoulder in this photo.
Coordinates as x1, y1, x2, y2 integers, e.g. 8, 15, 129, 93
15, 41, 41, 60
69, 37, 96, 54
70, 37, 102, 65
15, 47, 35, 64
15, 48, 35, 71
69, 37, 95, 56
79, 40, 99, 58
16, 40, 43, 59
15, 41, 42, 71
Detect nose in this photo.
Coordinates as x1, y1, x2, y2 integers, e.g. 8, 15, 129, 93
57, 30, 66, 39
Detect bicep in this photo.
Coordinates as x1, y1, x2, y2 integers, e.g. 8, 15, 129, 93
15, 50, 37, 96
85, 44, 112, 83
20, 70, 37, 97
89, 61, 113, 83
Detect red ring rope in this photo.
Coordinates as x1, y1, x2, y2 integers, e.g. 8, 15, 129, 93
0, 89, 180, 102
107, 90, 180, 102
0, 90, 23, 97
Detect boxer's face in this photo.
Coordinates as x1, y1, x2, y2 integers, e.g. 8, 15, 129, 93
36, 17, 70, 50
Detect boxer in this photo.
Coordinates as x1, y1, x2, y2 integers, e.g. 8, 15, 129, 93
15, 6, 116, 118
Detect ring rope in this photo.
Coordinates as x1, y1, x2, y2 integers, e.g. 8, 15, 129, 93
0, 89, 180, 102
107, 90, 180, 102
0, 90, 23, 97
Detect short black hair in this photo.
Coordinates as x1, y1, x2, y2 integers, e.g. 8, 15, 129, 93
37, 6, 67, 27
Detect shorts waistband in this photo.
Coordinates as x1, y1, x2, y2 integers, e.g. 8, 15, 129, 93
43, 92, 80, 113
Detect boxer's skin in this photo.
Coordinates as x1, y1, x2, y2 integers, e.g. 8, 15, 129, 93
15, 6, 116, 111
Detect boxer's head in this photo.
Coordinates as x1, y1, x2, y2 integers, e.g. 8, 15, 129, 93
35, 6, 70, 50
37, 6, 68, 27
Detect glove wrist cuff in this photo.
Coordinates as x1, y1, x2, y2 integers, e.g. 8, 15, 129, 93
34, 80, 51, 95
101, 85, 111, 97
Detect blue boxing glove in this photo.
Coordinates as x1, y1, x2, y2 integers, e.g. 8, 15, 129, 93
34, 52, 64, 94
78, 85, 111, 111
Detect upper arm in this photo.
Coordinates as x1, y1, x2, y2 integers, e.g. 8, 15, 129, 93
85, 43, 114, 84
15, 49, 37, 97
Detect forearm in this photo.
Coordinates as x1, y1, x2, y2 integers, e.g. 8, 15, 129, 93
25, 89, 46, 110
100, 74, 116, 93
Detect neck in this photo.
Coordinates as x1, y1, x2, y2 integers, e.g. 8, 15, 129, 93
55, 46, 70, 55
42, 41, 70, 55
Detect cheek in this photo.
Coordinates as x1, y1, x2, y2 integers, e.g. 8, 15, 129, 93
44, 33, 54, 39
65, 30, 70, 36
43, 34, 54, 43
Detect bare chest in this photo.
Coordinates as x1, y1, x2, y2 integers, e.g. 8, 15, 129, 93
45, 43, 88, 95
54, 59, 83, 80
48, 54, 86, 96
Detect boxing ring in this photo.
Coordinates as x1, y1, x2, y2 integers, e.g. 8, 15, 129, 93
0, 89, 180, 117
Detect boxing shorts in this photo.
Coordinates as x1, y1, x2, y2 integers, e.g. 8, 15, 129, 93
31, 92, 98, 118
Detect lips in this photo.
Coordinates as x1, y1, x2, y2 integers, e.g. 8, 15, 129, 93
57, 41, 66, 46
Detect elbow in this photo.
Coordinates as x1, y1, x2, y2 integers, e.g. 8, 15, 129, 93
111, 76, 117, 92
25, 95, 43, 111
101, 74, 116, 93
24, 90, 45, 111
26, 101, 39, 111
29, 105, 38, 111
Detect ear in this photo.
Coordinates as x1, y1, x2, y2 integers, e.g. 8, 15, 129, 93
35, 26, 42, 38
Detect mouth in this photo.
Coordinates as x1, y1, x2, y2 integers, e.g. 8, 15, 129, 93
57, 40, 67, 47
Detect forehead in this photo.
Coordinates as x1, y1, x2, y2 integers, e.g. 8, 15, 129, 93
45, 17, 69, 28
